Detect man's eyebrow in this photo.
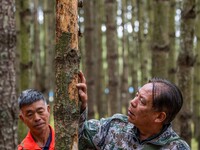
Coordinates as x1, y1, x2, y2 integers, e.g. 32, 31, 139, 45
25, 110, 33, 114
36, 107, 44, 111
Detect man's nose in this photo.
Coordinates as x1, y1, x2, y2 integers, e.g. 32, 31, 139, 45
130, 97, 138, 107
34, 113, 41, 122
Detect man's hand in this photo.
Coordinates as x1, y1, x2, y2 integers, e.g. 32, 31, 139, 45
77, 71, 88, 111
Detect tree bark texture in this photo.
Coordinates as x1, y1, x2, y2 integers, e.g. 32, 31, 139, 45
44, 0, 55, 96
130, 0, 139, 93
54, 0, 80, 149
0, 0, 18, 149
168, 0, 177, 84
83, 0, 95, 119
17, 0, 31, 142
105, 0, 120, 115
121, 0, 130, 114
193, 0, 200, 148
151, 0, 170, 79
94, 0, 106, 118
177, 0, 196, 146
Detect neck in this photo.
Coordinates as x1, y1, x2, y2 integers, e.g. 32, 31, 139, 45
31, 126, 50, 147
138, 124, 163, 141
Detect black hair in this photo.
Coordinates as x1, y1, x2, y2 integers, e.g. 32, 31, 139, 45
148, 78, 183, 124
18, 89, 46, 109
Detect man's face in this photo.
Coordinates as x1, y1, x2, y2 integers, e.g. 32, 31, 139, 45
19, 100, 50, 134
128, 83, 158, 128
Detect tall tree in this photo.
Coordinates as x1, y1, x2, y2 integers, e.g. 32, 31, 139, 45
83, 0, 95, 119
177, 0, 196, 146
105, 0, 120, 115
120, 0, 130, 113
94, 0, 106, 118
193, 0, 200, 148
33, 0, 43, 91
169, 0, 180, 133
130, 0, 139, 93
54, 0, 80, 149
168, 0, 177, 83
137, 0, 149, 85
151, 0, 170, 78
16, 0, 32, 143
0, 0, 18, 149
43, 0, 55, 96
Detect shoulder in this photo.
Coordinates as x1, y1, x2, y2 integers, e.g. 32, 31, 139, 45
102, 113, 131, 129
111, 113, 128, 121
100, 113, 128, 125
18, 132, 41, 150
168, 139, 190, 150
85, 113, 129, 130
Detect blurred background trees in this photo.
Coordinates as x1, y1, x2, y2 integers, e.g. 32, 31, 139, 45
0, 0, 200, 149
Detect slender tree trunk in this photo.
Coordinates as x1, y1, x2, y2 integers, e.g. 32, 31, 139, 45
54, 0, 80, 149
130, 0, 139, 93
151, 0, 170, 78
137, 0, 148, 84
121, 0, 130, 114
33, 0, 42, 91
43, 0, 55, 97
94, 0, 106, 118
83, 0, 95, 119
105, 0, 120, 115
146, 0, 153, 80
168, 0, 177, 83
177, 0, 196, 146
0, 0, 18, 149
17, 0, 31, 143
193, 0, 200, 148
169, 0, 180, 133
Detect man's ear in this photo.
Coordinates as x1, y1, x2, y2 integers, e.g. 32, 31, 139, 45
19, 113, 24, 122
155, 112, 166, 123
47, 105, 50, 113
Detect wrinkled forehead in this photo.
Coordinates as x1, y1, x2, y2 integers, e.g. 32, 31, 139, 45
138, 83, 154, 100
140, 83, 153, 93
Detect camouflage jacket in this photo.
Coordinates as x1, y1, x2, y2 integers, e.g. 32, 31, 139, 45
79, 109, 190, 150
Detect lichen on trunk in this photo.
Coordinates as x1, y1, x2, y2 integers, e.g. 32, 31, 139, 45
54, 30, 80, 150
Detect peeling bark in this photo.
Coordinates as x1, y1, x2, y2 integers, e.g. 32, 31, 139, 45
54, 0, 80, 149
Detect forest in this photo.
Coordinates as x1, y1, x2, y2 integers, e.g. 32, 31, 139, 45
0, 0, 200, 149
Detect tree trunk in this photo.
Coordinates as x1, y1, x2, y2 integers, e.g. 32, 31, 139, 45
54, 0, 80, 149
169, 0, 179, 133
168, 0, 177, 84
83, 0, 95, 119
17, 0, 31, 143
105, 0, 120, 115
33, 0, 43, 91
193, 0, 200, 148
177, 0, 196, 146
151, 0, 170, 78
0, 0, 18, 149
130, 0, 139, 94
137, 0, 149, 85
121, 0, 130, 114
94, 0, 106, 118
43, 0, 55, 97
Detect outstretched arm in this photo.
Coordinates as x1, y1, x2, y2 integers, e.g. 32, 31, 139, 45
77, 71, 88, 111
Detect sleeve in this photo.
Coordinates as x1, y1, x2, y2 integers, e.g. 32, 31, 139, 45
79, 108, 112, 150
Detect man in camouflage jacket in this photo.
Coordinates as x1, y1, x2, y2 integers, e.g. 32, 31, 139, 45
77, 72, 190, 150
78, 110, 189, 149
